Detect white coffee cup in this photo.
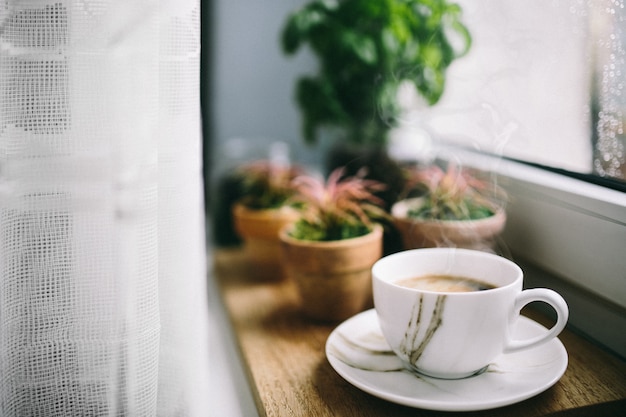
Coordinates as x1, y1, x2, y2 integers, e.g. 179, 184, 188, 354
372, 248, 569, 379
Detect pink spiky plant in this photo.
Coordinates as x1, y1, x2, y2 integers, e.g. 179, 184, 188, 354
288, 167, 388, 241
403, 161, 506, 221
236, 160, 305, 210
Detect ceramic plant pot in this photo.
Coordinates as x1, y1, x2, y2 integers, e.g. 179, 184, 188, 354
391, 198, 506, 251
279, 224, 383, 322
232, 203, 300, 280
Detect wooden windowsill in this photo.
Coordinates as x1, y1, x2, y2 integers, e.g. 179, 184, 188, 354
213, 248, 626, 417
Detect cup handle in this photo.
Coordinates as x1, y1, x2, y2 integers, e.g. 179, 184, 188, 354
503, 288, 569, 354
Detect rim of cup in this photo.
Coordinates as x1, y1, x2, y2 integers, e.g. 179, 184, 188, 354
372, 248, 523, 295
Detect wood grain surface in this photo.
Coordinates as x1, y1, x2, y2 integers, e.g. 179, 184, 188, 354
214, 248, 626, 417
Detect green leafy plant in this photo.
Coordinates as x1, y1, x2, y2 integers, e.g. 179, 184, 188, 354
235, 160, 305, 210
288, 167, 388, 241
403, 162, 506, 221
281, 0, 471, 146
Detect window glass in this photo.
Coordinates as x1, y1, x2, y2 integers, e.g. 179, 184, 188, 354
591, 0, 626, 181
404, 0, 625, 185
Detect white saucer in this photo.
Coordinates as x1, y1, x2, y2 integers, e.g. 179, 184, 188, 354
326, 309, 568, 412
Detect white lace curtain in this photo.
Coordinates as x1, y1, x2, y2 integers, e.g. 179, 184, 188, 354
0, 1, 211, 415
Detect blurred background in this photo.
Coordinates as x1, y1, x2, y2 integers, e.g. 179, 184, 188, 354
201, 0, 625, 244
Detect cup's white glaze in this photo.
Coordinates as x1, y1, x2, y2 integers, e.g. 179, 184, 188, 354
372, 248, 569, 379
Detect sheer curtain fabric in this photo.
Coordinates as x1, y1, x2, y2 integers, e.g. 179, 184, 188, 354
0, 1, 211, 415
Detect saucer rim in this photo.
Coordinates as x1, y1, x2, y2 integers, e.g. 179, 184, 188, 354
325, 308, 568, 412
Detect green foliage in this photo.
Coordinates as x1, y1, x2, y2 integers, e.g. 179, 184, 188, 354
281, 0, 471, 146
289, 218, 373, 241
288, 167, 388, 241
408, 197, 495, 221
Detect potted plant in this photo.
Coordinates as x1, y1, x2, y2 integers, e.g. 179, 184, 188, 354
232, 160, 305, 280
391, 161, 507, 251
279, 167, 387, 321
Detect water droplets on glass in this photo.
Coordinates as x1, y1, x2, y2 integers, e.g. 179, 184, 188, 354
592, 0, 626, 181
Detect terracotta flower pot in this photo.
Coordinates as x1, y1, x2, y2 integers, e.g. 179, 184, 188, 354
391, 198, 506, 251
232, 203, 300, 280
279, 224, 383, 322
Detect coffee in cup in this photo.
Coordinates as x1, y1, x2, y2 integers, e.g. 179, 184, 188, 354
395, 274, 495, 292
372, 248, 569, 379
